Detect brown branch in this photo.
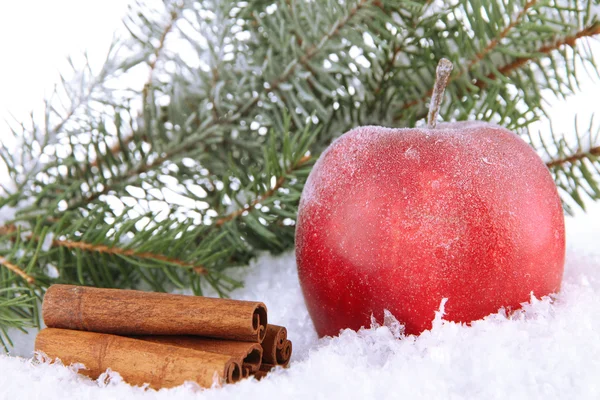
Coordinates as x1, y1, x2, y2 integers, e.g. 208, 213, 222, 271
215, 155, 311, 227
66, 136, 198, 210
0, 256, 34, 284
51, 238, 207, 275
546, 146, 600, 169
0, 224, 17, 236
142, 9, 181, 108
209, 67, 221, 121
466, 0, 537, 70
474, 24, 600, 89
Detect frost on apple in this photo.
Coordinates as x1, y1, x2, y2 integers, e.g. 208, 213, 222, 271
296, 122, 565, 337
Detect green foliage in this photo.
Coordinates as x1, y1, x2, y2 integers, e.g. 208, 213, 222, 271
1, 0, 600, 345
530, 116, 600, 214
0, 287, 38, 352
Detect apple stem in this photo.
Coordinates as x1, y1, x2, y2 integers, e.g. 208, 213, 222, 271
427, 58, 453, 129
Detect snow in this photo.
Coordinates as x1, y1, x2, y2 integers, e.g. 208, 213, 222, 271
1, 229, 600, 399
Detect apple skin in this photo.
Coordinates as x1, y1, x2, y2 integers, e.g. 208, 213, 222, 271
295, 121, 565, 337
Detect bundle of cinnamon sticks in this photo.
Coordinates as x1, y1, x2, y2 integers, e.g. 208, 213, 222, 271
36, 284, 292, 389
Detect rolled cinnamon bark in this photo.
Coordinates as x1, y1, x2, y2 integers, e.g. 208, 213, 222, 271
259, 341, 292, 372
136, 335, 263, 373
260, 363, 276, 373
35, 328, 241, 389
43, 284, 267, 342
261, 325, 292, 366
253, 370, 268, 380
278, 340, 292, 367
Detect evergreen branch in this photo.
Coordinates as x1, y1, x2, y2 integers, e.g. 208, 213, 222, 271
0, 256, 34, 284
0, 287, 38, 352
0, 223, 207, 274
215, 154, 311, 226
65, 134, 210, 210
48, 96, 85, 139
537, 115, 600, 213
90, 129, 136, 170
90, 6, 182, 170
397, 0, 540, 115
473, 23, 600, 90
142, 8, 180, 102
546, 146, 600, 168
66, 0, 371, 211
373, 43, 404, 96
208, 67, 221, 121
50, 238, 207, 274
234, 0, 371, 120
397, 22, 600, 121
466, 0, 538, 70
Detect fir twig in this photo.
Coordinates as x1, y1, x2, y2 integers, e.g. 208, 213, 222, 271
215, 154, 311, 226
546, 146, 600, 168
66, 0, 371, 211
396, 0, 550, 115
90, 5, 182, 169
395, 18, 599, 122
466, 0, 538, 69
234, 0, 371, 120
474, 24, 600, 90
50, 238, 207, 274
0, 256, 34, 284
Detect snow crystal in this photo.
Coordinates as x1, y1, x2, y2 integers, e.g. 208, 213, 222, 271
41, 232, 55, 252
44, 263, 60, 279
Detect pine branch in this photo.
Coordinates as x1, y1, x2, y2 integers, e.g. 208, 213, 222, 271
91, 134, 136, 169
394, 22, 600, 122
234, 0, 371, 120
396, 0, 576, 118
536, 115, 600, 213
90, 6, 182, 169
546, 146, 600, 168
0, 287, 38, 352
373, 43, 404, 97
50, 238, 207, 274
215, 154, 311, 226
64, 0, 372, 212
466, 0, 538, 70
0, 256, 34, 284
474, 23, 600, 90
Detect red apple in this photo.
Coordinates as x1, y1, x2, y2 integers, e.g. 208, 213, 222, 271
295, 121, 565, 337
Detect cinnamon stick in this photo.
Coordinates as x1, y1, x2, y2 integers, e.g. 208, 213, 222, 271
42, 284, 268, 342
279, 340, 292, 367
253, 370, 268, 380
35, 328, 242, 389
136, 335, 263, 373
259, 341, 291, 374
261, 325, 292, 366
260, 363, 276, 373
